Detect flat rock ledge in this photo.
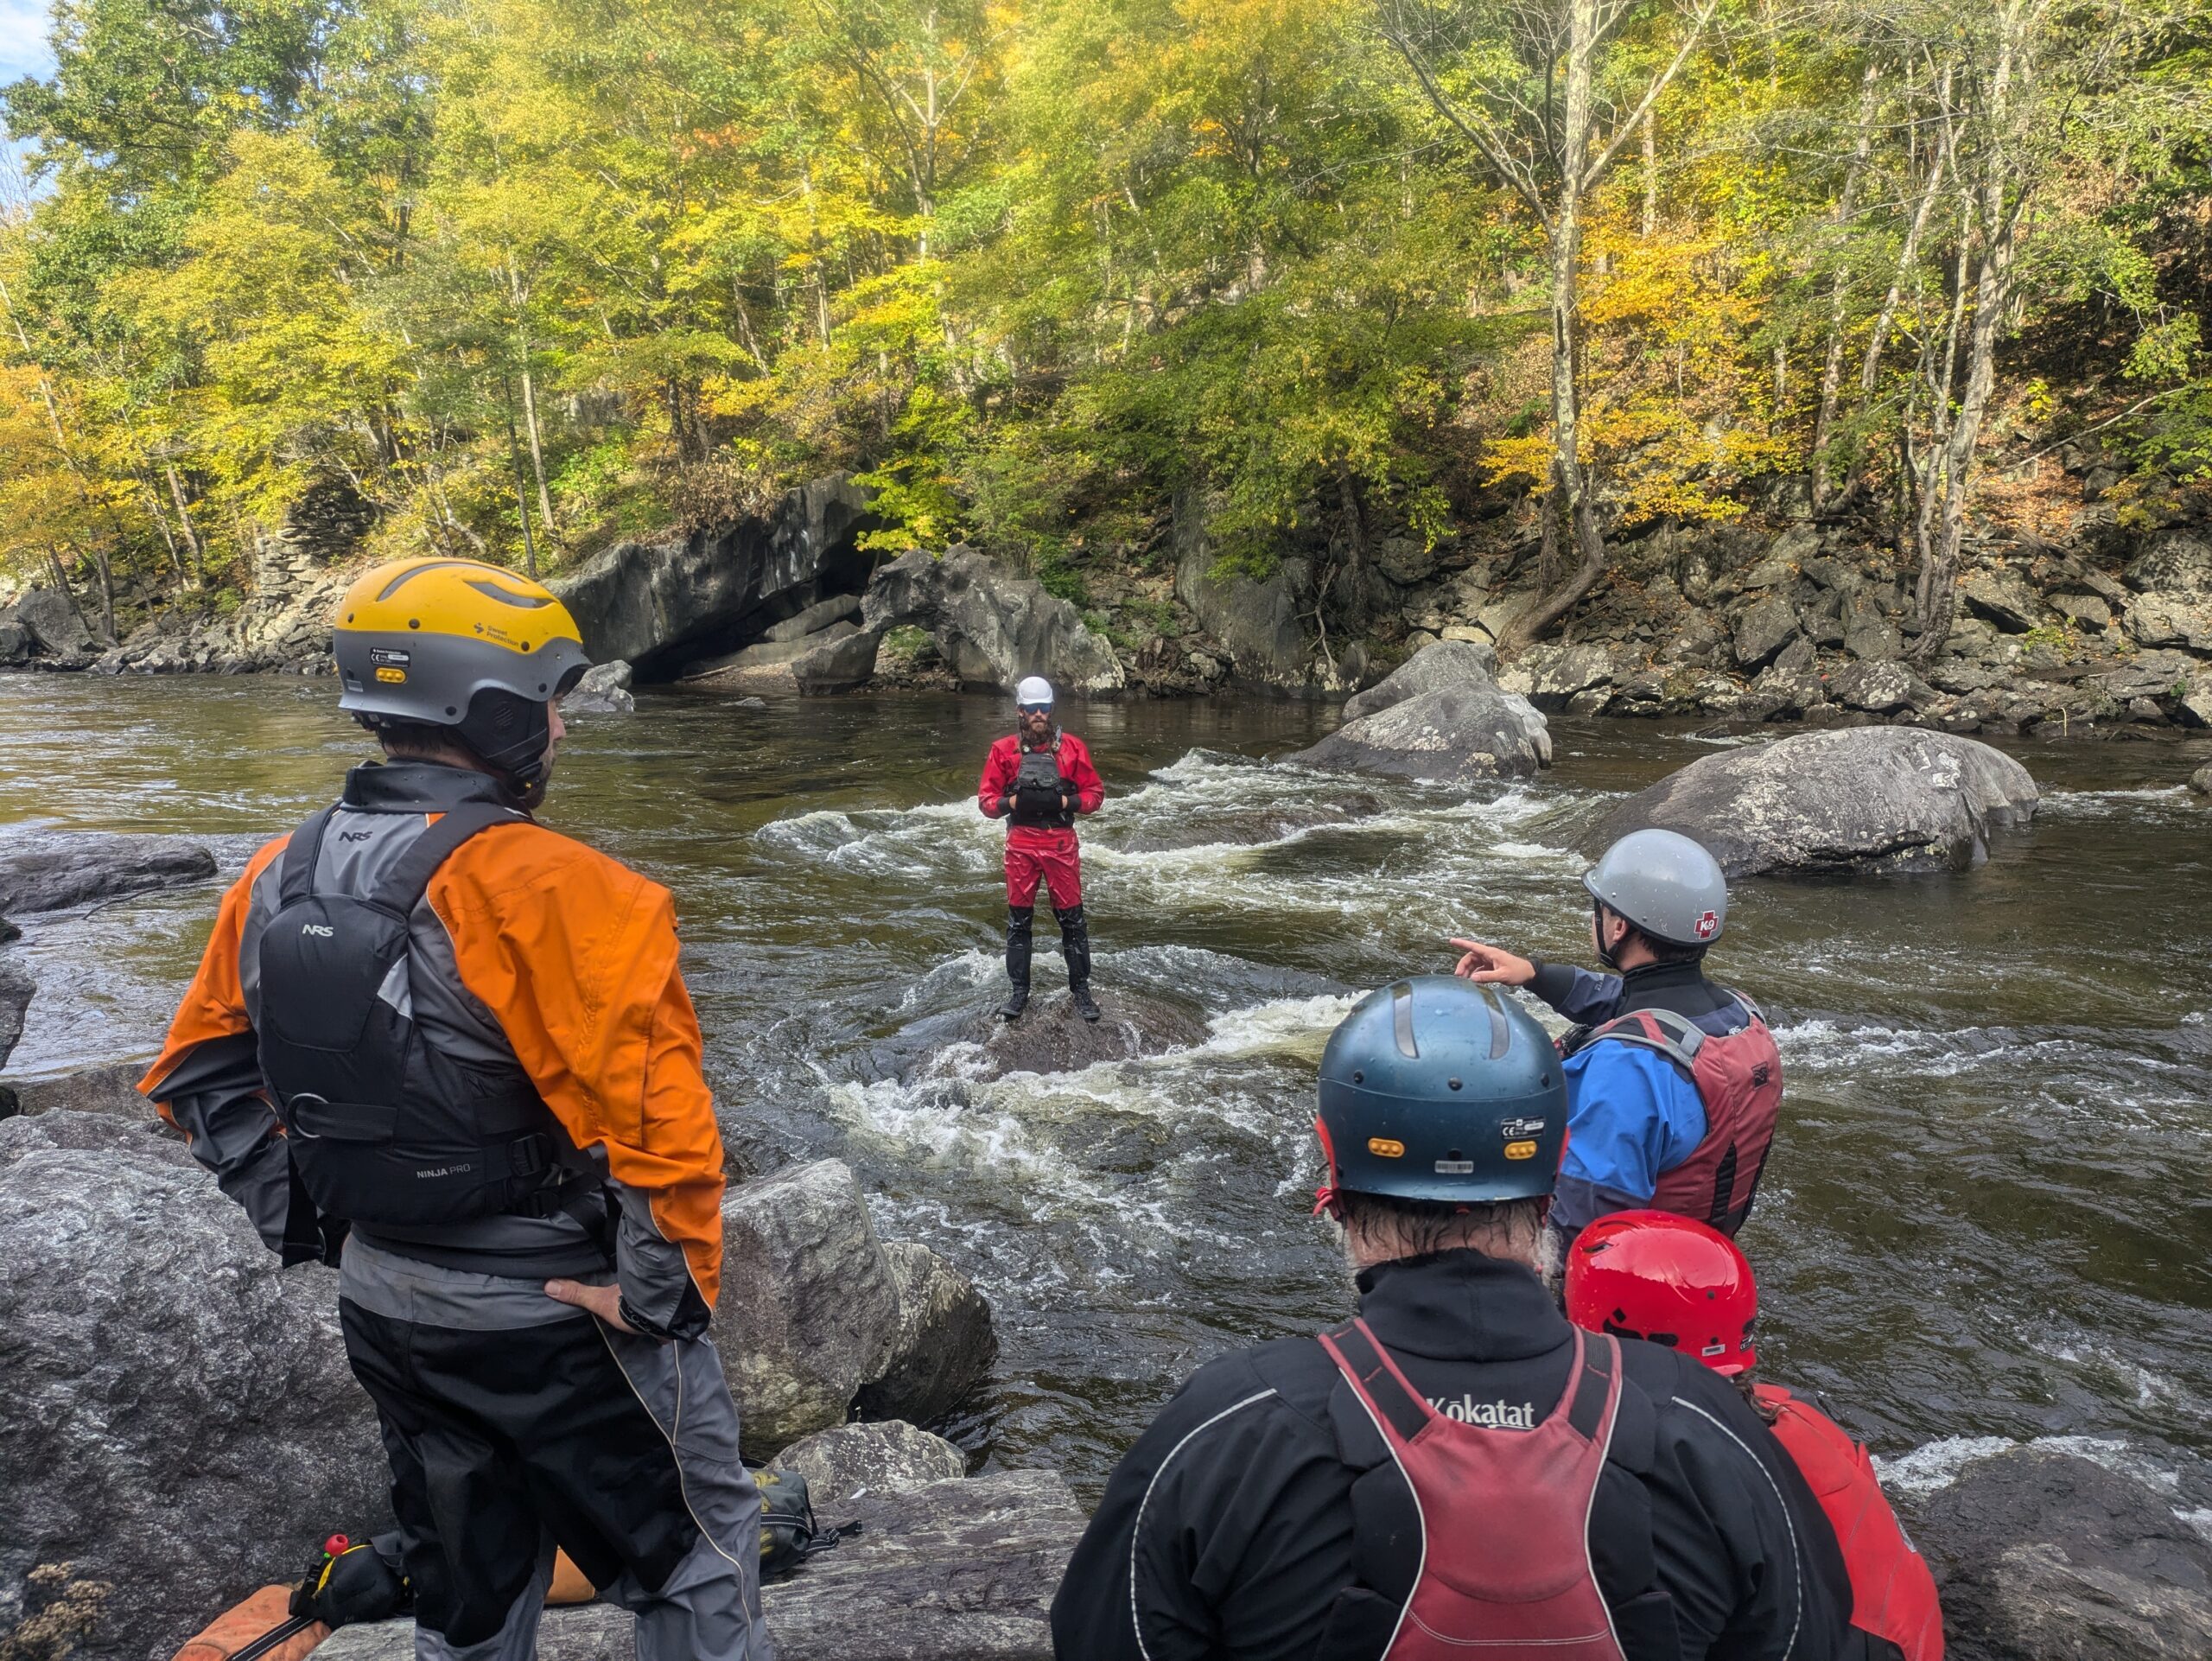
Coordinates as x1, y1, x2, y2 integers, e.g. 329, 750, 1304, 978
316, 1468, 1085, 1661
0, 829, 219, 915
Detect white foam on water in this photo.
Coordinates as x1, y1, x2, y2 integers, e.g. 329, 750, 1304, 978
1872, 1435, 2033, 1495
1875, 1433, 2198, 1523
1198, 994, 1361, 1059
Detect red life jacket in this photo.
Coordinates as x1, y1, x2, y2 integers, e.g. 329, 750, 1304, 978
1585, 993, 1781, 1236
1319, 1319, 1628, 1661
1754, 1384, 1944, 1661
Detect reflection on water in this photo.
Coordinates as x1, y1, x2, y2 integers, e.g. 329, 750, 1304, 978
3, 674, 2209, 1501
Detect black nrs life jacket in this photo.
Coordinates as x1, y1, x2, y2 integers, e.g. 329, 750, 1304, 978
255, 799, 591, 1228
1009, 735, 1073, 830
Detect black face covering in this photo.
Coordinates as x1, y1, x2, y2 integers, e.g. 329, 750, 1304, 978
1593, 899, 1624, 971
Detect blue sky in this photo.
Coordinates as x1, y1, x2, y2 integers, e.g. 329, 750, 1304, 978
1, 0, 54, 86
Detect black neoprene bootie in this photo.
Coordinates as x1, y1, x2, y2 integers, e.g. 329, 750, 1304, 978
1069, 982, 1100, 1022
1001, 907, 1034, 1021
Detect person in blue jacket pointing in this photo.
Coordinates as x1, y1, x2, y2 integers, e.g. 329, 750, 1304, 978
1451, 828, 1784, 1254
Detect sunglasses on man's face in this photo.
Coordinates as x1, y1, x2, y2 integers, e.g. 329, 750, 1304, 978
1019, 703, 1052, 716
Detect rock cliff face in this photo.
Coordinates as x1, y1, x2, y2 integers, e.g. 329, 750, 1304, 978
863, 546, 1125, 697
556, 475, 878, 678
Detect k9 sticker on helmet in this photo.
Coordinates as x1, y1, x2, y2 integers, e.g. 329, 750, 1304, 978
1694, 909, 1720, 939
1433, 1158, 1475, 1174
369, 646, 411, 666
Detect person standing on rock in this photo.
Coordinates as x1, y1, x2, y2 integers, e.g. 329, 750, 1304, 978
1566, 1212, 1944, 1661
1052, 976, 1852, 1661
138, 557, 772, 1661
1450, 828, 1782, 1255
977, 675, 1105, 1022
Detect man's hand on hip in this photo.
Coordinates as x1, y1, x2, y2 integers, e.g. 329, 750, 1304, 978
1449, 939, 1535, 985
545, 1277, 639, 1334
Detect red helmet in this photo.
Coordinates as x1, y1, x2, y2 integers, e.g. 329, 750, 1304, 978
1564, 1211, 1759, 1376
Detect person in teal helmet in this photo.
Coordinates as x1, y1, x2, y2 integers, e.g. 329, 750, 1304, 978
1452, 827, 1783, 1255
1051, 976, 1852, 1661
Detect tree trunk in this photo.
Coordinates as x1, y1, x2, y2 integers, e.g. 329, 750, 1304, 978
1912, 38, 2025, 661
1811, 60, 1880, 510
1502, 0, 1607, 657
1640, 108, 1657, 239
165, 461, 207, 585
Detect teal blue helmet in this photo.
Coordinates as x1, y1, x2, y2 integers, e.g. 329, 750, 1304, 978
1316, 977, 1567, 1205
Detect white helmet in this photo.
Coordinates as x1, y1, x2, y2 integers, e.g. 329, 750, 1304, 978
1015, 676, 1055, 709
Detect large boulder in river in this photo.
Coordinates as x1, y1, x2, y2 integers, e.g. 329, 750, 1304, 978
714, 1160, 996, 1457
1583, 729, 2025, 884
553, 475, 876, 678
0, 828, 219, 915
1585, 727, 2037, 877
692, 622, 880, 696
863, 546, 1124, 697
769, 1419, 968, 1506
13, 585, 94, 658
317, 1468, 1086, 1661
1287, 683, 1552, 785
1342, 639, 1498, 721
1907, 1445, 2212, 1661
0, 1114, 388, 1661
563, 658, 636, 715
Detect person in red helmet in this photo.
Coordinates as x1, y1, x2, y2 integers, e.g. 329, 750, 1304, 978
1565, 1212, 1944, 1661
977, 676, 1105, 1022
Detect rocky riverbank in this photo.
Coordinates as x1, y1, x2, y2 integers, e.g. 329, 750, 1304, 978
6, 460, 2209, 745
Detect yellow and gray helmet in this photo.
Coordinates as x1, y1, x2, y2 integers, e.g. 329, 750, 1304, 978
334, 558, 591, 786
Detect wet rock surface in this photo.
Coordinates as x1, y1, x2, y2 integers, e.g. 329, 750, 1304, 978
769, 1419, 969, 1506
864, 545, 1124, 697
952, 986, 1210, 1080
0, 1120, 387, 1661
854, 1243, 999, 1427
318, 1469, 1085, 1661
0, 829, 219, 915
1586, 727, 2039, 876
1907, 1446, 2212, 1661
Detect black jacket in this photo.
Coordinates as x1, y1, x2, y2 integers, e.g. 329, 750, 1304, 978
1051, 1249, 1854, 1661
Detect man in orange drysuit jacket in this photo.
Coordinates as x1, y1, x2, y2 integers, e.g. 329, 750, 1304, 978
976, 675, 1105, 1022
139, 558, 769, 1661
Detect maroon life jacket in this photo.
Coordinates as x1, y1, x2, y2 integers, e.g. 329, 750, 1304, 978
1318, 1318, 1629, 1661
1585, 993, 1781, 1237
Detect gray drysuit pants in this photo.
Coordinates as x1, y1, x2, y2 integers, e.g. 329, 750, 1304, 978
337, 1238, 772, 1661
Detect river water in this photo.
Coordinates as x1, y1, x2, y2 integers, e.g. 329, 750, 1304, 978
3, 676, 2209, 1507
